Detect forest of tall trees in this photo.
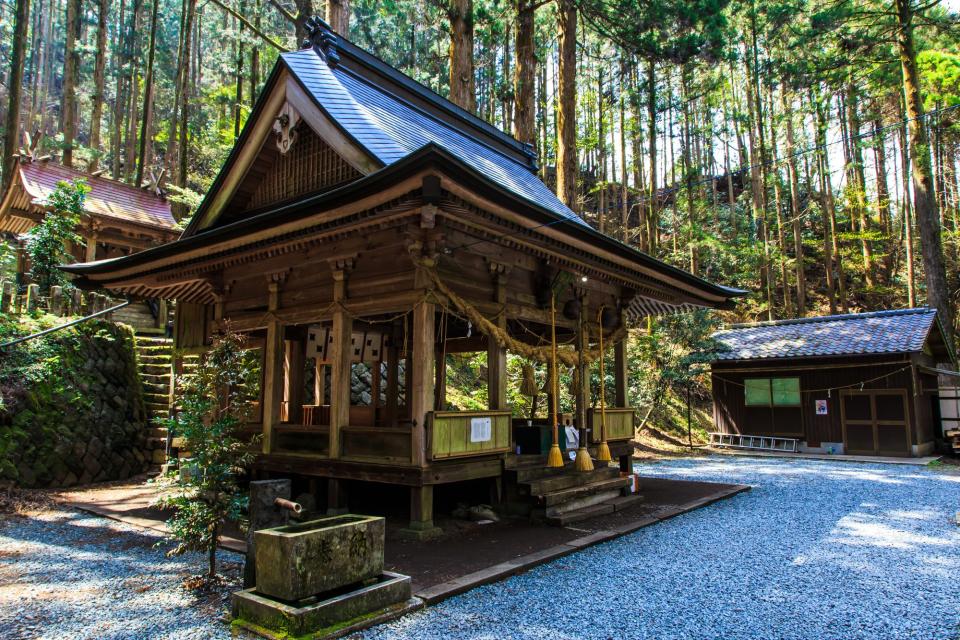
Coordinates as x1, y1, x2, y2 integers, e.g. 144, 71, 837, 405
0, 0, 958, 333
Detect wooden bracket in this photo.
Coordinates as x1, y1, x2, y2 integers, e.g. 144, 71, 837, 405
420, 204, 438, 229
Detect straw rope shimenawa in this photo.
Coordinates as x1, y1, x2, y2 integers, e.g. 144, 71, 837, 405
415, 256, 627, 367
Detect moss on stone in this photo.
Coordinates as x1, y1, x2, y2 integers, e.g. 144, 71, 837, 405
0, 318, 150, 487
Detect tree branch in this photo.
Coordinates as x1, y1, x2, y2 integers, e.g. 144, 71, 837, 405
208, 0, 289, 51
266, 0, 298, 26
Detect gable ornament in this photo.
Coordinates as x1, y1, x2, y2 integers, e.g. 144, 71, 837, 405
273, 103, 301, 155
302, 16, 340, 68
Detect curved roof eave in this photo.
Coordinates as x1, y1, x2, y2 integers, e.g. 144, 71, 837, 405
61, 143, 745, 307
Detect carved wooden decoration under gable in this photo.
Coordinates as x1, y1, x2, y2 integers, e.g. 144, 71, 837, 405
247, 124, 363, 210
273, 102, 301, 155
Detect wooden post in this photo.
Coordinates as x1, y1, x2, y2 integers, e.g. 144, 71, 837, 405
261, 274, 286, 454
284, 336, 306, 425
329, 262, 353, 460
614, 338, 629, 407
487, 263, 508, 410
157, 299, 168, 331
410, 299, 435, 467
71, 289, 82, 316
25, 283, 39, 312
50, 286, 62, 316
400, 484, 441, 540
0, 280, 12, 313
85, 232, 98, 263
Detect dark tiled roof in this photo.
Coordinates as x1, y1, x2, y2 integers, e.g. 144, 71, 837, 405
712, 308, 939, 361
281, 48, 587, 227
20, 162, 176, 231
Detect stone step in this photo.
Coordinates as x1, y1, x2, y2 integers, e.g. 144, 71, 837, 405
138, 356, 172, 365
140, 364, 172, 375
537, 476, 630, 508
145, 402, 169, 412
151, 449, 167, 464
544, 502, 616, 526
146, 436, 168, 451
520, 466, 620, 496
546, 487, 623, 517
142, 381, 168, 394
147, 427, 168, 439
143, 392, 169, 405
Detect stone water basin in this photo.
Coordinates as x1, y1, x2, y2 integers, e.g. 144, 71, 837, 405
254, 514, 385, 602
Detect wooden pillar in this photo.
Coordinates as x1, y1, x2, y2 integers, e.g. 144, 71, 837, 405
614, 338, 629, 407
284, 336, 306, 425
261, 274, 286, 454
487, 263, 508, 410
410, 300, 435, 467
400, 484, 441, 540
329, 263, 353, 460
262, 321, 285, 454
85, 233, 98, 263
314, 361, 324, 406
0, 280, 12, 313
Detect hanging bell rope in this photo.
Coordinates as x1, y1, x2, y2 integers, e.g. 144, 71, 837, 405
546, 293, 564, 468
596, 305, 612, 463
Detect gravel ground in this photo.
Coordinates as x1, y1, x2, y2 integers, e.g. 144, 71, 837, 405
2, 457, 958, 640
359, 457, 960, 640
0, 508, 241, 640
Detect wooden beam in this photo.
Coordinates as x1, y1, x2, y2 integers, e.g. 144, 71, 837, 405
410, 300, 435, 467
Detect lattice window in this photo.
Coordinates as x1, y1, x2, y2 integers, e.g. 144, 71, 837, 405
247, 125, 362, 210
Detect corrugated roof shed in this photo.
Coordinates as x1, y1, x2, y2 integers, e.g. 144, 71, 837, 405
712, 308, 940, 361
19, 161, 176, 231
280, 48, 587, 227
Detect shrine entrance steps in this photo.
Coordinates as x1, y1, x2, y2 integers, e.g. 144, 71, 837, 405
504, 456, 639, 526
134, 336, 173, 465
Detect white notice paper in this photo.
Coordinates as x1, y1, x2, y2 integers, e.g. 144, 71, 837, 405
470, 417, 492, 443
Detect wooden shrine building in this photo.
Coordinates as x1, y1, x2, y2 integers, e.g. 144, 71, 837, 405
64, 19, 743, 533
0, 157, 179, 263
710, 308, 956, 457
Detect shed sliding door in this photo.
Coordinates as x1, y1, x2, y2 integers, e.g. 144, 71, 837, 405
840, 390, 910, 456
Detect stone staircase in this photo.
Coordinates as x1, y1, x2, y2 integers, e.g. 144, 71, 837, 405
112, 301, 167, 335
507, 457, 640, 526
135, 336, 173, 465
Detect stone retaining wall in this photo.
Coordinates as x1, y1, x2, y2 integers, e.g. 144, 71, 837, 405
0, 321, 149, 487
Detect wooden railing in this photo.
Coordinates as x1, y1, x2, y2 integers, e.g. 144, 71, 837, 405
427, 410, 512, 460
588, 407, 636, 443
